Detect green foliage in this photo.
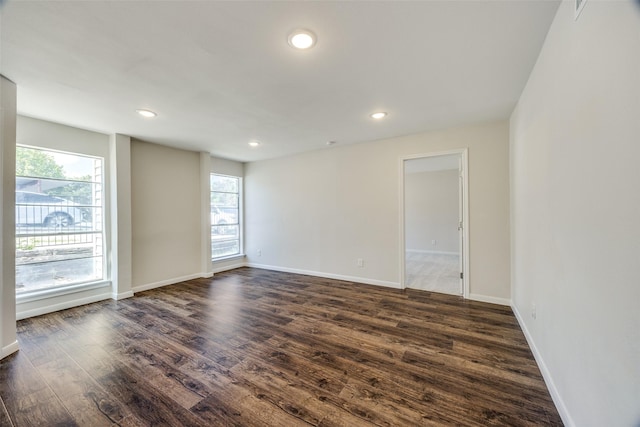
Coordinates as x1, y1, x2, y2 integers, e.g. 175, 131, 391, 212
17, 237, 36, 251
210, 175, 238, 192
16, 147, 95, 205
47, 176, 93, 204
210, 175, 239, 208
16, 147, 65, 179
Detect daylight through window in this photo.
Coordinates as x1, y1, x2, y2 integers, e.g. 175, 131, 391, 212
16, 146, 105, 295
210, 174, 241, 259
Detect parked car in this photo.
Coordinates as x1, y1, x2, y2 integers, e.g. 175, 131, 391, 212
211, 206, 236, 226
16, 191, 89, 227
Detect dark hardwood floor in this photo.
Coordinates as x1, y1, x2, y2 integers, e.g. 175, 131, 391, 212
0, 267, 562, 426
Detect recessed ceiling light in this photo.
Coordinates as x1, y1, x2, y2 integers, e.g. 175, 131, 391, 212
136, 109, 157, 118
288, 29, 316, 49
248, 141, 261, 148
326, 141, 337, 146
370, 112, 387, 120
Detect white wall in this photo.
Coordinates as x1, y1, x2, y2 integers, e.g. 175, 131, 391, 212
17, 116, 110, 158
0, 76, 18, 359
405, 169, 459, 253
211, 155, 244, 178
510, 1, 640, 425
245, 120, 510, 302
130, 140, 203, 289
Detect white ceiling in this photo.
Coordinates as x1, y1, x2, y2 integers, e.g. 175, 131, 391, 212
1, 1, 559, 162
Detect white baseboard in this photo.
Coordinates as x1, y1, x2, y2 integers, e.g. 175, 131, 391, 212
132, 272, 211, 293
1, 341, 19, 359
512, 304, 574, 427
16, 280, 111, 304
406, 249, 459, 256
212, 262, 245, 274
468, 293, 511, 306
246, 262, 401, 289
16, 292, 112, 320
111, 290, 134, 301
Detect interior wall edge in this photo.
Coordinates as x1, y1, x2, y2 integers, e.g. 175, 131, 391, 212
246, 263, 402, 289
0, 76, 17, 359
0, 341, 19, 359
511, 304, 574, 427
467, 294, 510, 307
16, 292, 111, 321
212, 262, 246, 274
111, 290, 134, 301
131, 272, 211, 293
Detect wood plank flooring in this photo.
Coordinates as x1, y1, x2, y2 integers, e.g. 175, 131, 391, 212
0, 267, 563, 426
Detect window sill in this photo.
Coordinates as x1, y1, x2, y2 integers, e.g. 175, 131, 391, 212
16, 280, 111, 304
212, 254, 246, 263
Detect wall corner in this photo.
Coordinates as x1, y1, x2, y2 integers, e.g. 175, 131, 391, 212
200, 152, 212, 275
0, 75, 18, 359
109, 133, 133, 299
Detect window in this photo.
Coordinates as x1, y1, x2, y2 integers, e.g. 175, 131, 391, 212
16, 146, 104, 295
210, 174, 241, 259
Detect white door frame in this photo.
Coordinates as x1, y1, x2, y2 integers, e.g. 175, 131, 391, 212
399, 148, 470, 298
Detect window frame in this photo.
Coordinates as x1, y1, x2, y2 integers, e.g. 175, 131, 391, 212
15, 145, 108, 301
210, 173, 243, 261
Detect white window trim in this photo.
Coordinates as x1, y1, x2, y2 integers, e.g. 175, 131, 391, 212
212, 253, 246, 263
16, 280, 111, 304
15, 144, 108, 300
210, 173, 243, 261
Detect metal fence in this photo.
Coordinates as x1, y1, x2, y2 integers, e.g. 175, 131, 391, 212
16, 172, 104, 294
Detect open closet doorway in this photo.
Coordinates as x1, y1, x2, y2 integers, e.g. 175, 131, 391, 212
400, 150, 469, 297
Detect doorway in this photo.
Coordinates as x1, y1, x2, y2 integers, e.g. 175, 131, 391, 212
400, 150, 469, 297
